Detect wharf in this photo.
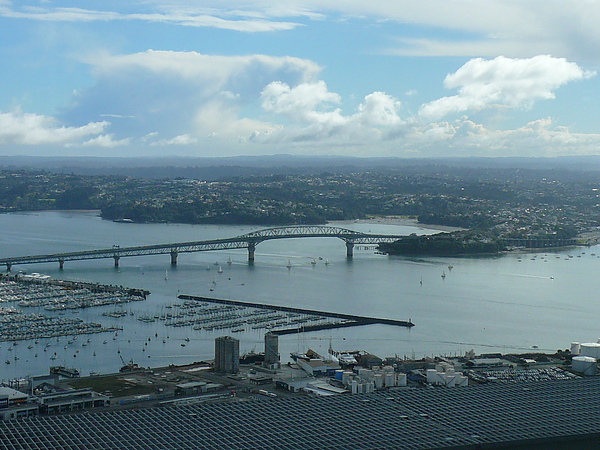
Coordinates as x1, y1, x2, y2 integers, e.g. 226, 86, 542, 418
177, 294, 414, 332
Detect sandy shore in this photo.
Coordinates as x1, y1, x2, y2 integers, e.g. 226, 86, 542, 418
329, 216, 465, 233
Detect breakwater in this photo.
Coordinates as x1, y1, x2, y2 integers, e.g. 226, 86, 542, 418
177, 294, 414, 334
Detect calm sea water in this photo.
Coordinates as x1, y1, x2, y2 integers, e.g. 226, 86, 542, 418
0, 211, 598, 381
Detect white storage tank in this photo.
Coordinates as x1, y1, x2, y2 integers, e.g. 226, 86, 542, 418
395, 373, 407, 387
426, 369, 445, 385
342, 371, 353, 384
374, 374, 384, 389
572, 356, 597, 376
384, 372, 396, 387
358, 368, 371, 378
571, 342, 581, 356
579, 343, 600, 359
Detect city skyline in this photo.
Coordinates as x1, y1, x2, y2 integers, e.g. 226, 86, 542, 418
1, 1, 600, 158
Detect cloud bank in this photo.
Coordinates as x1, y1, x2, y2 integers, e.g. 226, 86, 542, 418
1, 52, 598, 157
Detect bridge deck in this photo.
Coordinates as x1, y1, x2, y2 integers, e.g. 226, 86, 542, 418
0, 225, 409, 269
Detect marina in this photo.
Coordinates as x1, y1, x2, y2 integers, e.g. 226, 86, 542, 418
0, 310, 119, 342
0, 274, 145, 342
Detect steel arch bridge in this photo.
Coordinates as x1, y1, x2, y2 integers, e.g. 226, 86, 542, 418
0, 225, 408, 271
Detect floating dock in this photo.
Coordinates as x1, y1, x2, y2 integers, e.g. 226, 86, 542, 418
177, 294, 414, 334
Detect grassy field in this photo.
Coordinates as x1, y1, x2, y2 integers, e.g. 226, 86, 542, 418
68, 376, 157, 398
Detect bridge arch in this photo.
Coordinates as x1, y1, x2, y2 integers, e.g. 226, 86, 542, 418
238, 225, 370, 260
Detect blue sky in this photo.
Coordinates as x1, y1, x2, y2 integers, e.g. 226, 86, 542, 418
1, 1, 600, 158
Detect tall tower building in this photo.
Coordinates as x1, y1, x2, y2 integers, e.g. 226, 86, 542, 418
264, 332, 279, 367
214, 336, 239, 374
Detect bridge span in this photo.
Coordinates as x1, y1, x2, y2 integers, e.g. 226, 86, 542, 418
0, 225, 407, 271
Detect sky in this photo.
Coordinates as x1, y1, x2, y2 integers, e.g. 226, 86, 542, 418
1, 1, 600, 159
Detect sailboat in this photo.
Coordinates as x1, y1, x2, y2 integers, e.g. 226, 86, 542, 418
441, 271, 446, 279
217, 266, 223, 274
165, 270, 168, 280
286, 259, 292, 269
227, 257, 233, 265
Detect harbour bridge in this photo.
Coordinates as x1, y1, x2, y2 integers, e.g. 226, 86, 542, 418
0, 225, 408, 271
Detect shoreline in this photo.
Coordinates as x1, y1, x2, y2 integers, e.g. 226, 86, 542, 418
329, 215, 465, 233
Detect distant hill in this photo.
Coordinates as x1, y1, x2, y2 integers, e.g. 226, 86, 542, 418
1, 154, 600, 180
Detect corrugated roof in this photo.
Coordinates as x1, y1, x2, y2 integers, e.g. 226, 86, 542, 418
2, 378, 600, 449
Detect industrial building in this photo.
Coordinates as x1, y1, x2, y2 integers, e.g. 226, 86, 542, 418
3, 378, 600, 448
0, 386, 109, 421
214, 336, 239, 374
264, 332, 279, 368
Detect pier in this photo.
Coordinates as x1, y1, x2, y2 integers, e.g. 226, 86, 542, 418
177, 294, 414, 333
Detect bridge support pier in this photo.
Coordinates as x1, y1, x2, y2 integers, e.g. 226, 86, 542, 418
248, 242, 256, 262
346, 242, 354, 258
113, 256, 120, 267
170, 251, 178, 266
58, 260, 64, 270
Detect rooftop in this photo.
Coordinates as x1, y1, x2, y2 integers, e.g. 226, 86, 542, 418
3, 377, 600, 449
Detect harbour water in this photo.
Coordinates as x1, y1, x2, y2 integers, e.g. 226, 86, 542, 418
0, 210, 599, 381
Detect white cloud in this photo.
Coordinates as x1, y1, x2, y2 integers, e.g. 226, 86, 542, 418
357, 92, 403, 127
261, 80, 345, 125
149, 134, 198, 146
394, 116, 600, 157
87, 50, 320, 96
135, 1, 600, 60
420, 55, 596, 119
80, 134, 130, 148
0, 110, 108, 146
65, 50, 321, 143
193, 100, 277, 140
4, 1, 600, 59
254, 81, 405, 144
0, 4, 300, 32
251, 72, 600, 157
